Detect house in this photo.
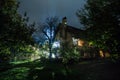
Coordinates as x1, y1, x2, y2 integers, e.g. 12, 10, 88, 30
54, 17, 109, 58
55, 17, 85, 48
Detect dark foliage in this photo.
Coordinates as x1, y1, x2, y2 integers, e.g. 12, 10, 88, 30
76, 0, 120, 54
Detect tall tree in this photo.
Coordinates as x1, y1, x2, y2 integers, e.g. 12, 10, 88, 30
76, 0, 120, 54
0, 0, 35, 62
38, 16, 59, 59
0, 0, 35, 43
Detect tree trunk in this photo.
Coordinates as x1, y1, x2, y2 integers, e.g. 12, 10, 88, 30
49, 41, 52, 60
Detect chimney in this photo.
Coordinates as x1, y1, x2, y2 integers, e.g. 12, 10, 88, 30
62, 17, 67, 25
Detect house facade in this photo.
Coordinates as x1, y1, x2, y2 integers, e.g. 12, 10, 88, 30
55, 17, 110, 58
55, 17, 84, 48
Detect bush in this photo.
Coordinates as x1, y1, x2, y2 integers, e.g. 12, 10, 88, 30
110, 54, 120, 63
60, 47, 81, 64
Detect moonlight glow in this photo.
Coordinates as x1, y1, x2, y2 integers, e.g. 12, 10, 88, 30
52, 41, 60, 48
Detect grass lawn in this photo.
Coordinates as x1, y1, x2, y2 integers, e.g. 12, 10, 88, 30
0, 59, 120, 80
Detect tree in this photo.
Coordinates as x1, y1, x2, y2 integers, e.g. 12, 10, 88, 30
37, 16, 59, 59
0, 0, 35, 43
76, 0, 120, 54
0, 0, 35, 62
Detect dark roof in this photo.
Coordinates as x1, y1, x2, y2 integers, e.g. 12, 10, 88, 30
55, 23, 84, 38
63, 17, 67, 20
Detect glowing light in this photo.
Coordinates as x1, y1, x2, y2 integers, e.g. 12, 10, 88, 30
99, 50, 104, 58
46, 29, 54, 39
64, 22, 67, 24
72, 37, 78, 45
99, 50, 110, 58
105, 52, 110, 57
89, 41, 93, 46
52, 41, 60, 48
51, 54, 56, 58
78, 39, 84, 47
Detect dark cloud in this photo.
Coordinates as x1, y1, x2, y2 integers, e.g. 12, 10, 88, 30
18, 0, 86, 28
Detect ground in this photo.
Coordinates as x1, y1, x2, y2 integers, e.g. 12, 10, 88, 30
0, 59, 120, 80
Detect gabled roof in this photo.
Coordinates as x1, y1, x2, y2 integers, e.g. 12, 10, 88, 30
55, 23, 84, 38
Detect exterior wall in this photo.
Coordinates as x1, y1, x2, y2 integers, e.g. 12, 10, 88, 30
56, 23, 73, 48
55, 17, 110, 59
77, 39, 84, 47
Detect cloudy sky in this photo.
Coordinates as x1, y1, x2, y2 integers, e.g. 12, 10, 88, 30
18, 0, 86, 28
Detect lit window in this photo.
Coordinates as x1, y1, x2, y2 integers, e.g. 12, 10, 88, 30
78, 40, 84, 47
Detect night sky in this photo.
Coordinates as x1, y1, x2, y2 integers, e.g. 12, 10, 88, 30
18, 0, 86, 28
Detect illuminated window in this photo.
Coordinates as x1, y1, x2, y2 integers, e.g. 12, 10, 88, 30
99, 50, 104, 58
78, 39, 84, 47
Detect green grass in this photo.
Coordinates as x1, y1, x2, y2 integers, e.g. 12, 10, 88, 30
0, 67, 29, 80
0, 59, 120, 80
